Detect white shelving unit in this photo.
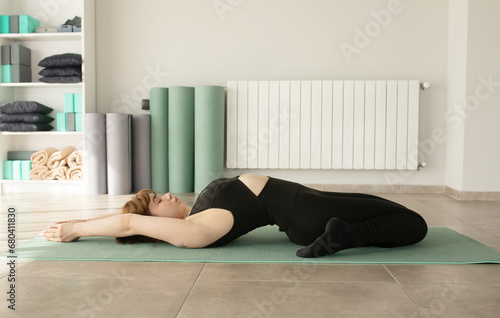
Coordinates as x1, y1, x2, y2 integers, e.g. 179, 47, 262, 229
0, 0, 95, 194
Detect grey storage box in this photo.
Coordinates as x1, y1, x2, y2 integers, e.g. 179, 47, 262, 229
65, 113, 76, 131
57, 25, 72, 32
36, 26, 58, 33
1, 45, 11, 65
9, 15, 19, 33
11, 64, 31, 82
11, 45, 31, 66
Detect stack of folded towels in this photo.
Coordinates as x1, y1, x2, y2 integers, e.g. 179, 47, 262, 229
0, 101, 54, 131
38, 53, 82, 84
30, 146, 83, 180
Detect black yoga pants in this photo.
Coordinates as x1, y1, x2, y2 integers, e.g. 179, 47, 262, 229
285, 186, 428, 247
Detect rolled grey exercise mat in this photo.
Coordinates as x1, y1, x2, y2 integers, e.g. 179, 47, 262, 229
168, 86, 195, 193
106, 113, 132, 195
149, 87, 169, 193
194, 86, 225, 193
132, 114, 151, 192
83, 113, 107, 195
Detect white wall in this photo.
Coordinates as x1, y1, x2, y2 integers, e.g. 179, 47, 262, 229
445, 0, 468, 191
95, 0, 450, 186
462, 0, 500, 191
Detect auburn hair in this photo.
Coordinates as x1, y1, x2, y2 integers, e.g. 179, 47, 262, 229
116, 189, 160, 245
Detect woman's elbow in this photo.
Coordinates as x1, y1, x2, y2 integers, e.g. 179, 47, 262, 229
121, 213, 133, 235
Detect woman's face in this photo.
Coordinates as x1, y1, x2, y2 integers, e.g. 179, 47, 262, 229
148, 193, 189, 219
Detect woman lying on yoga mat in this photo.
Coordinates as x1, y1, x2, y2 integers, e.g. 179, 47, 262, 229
42, 174, 428, 258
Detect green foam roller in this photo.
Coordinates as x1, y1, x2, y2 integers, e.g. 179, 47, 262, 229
194, 86, 225, 193
149, 87, 170, 193
168, 86, 195, 193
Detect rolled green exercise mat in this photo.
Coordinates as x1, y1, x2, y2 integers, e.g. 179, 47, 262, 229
150, 87, 169, 193
194, 85, 225, 193
106, 113, 132, 195
168, 86, 195, 193
83, 113, 107, 194
132, 114, 151, 192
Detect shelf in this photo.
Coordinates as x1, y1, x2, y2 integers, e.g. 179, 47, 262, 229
0, 83, 82, 88
0, 33, 81, 42
0, 179, 83, 185
1, 131, 83, 136
0, 0, 95, 195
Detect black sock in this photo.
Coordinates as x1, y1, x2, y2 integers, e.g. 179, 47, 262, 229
296, 217, 357, 258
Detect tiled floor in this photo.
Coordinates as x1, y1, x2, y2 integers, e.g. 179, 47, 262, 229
0, 191, 499, 317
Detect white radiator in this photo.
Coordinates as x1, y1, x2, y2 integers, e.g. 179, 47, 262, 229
226, 80, 421, 170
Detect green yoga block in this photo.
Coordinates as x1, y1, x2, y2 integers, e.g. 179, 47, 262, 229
19, 15, 39, 33
64, 93, 75, 112
3, 161, 13, 180
0, 16, 10, 34
21, 160, 31, 180
74, 93, 83, 112
56, 113, 67, 131
75, 113, 83, 132
2, 64, 11, 83
12, 160, 21, 180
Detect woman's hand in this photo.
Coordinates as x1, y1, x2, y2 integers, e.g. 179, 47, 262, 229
41, 223, 81, 242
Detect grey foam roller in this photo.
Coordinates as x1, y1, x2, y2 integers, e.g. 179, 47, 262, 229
132, 114, 151, 192
106, 113, 132, 195
83, 113, 107, 195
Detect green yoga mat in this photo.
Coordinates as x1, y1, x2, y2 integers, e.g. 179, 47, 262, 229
150, 87, 169, 193
194, 86, 225, 193
168, 86, 195, 193
4, 227, 500, 264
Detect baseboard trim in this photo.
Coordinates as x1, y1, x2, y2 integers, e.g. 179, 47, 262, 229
445, 187, 500, 201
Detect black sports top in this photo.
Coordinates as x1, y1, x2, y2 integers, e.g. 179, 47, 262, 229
189, 176, 300, 247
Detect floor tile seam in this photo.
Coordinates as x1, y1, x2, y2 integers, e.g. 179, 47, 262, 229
195, 279, 402, 285
383, 264, 430, 318
0, 259, 35, 279
175, 262, 207, 318
7, 273, 205, 281
394, 281, 500, 288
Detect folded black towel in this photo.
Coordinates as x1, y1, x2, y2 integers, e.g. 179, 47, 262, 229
0, 122, 53, 132
38, 53, 82, 68
0, 113, 54, 123
0, 101, 53, 114
39, 76, 82, 84
39, 66, 82, 77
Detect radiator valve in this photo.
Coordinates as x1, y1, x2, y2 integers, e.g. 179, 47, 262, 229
420, 82, 431, 90
417, 162, 427, 171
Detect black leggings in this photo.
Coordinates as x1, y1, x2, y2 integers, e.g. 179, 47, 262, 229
285, 186, 428, 247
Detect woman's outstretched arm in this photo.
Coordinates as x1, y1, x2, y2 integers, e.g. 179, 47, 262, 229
54, 211, 122, 224
42, 208, 233, 248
